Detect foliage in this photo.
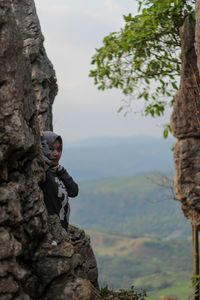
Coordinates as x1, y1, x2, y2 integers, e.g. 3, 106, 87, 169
163, 123, 172, 139
191, 275, 200, 298
90, 0, 195, 118
100, 284, 147, 300
100, 285, 110, 297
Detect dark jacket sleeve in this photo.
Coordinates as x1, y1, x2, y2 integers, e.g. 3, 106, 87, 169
56, 166, 79, 197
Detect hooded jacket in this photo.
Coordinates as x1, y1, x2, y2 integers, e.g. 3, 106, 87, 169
40, 131, 79, 230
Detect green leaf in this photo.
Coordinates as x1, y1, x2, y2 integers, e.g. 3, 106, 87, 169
163, 127, 169, 139
171, 81, 178, 90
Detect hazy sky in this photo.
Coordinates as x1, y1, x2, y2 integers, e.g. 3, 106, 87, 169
34, 0, 171, 142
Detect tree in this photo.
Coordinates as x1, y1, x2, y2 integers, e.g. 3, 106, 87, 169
89, 0, 195, 135
147, 171, 177, 201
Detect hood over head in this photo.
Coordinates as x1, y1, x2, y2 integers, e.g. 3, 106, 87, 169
41, 131, 63, 150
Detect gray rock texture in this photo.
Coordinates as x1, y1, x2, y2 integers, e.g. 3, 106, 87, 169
24, 218, 100, 299
0, 1, 47, 299
0, 1, 100, 299
12, 0, 58, 131
196, 0, 200, 74
171, 16, 200, 225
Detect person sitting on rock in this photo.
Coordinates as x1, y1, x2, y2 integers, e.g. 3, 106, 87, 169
40, 131, 79, 231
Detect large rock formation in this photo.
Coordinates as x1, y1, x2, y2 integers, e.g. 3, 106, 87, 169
0, 1, 100, 299
171, 13, 200, 225
0, 1, 47, 299
11, 0, 58, 131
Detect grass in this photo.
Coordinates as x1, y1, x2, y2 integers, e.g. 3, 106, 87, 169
87, 229, 154, 256
147, 282, 193, 300
86, 229, 192, 296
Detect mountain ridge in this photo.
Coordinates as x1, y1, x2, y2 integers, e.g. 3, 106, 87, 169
61, 136, 175, 181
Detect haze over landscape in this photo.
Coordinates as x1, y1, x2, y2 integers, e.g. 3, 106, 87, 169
33, 1, 191, 299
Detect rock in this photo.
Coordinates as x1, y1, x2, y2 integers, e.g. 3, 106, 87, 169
43, 278, 101, 300
0, 277, 18, 295
0, 228, 22, 259
25, 217, 100, 298
12, 0, 58, 131
68, 225, 99, 289
0, 1, 100, 299
0, 1, 46, 299
0, 183, 22, 225
171, 16, 200, 226
47, 214, 69, 244
171, 17, 200, 139
195, 0, 200, 73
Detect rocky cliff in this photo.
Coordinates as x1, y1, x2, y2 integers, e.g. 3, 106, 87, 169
0, 1, 100, 299
12, 0, 58, 131
171, 11, 200, 226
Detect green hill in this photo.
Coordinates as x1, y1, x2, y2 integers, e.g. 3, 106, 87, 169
69, 173, 192, 299
70, 173, 191, 238
86, 230, 192, 299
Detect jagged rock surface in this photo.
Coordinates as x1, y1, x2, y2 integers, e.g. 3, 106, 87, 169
0, 1, 47, 299
12, 0, 58, 131
0, 1, 100, 299
171, 16, 200, 225
196, 0, 200, 74
25, 217, 100, 299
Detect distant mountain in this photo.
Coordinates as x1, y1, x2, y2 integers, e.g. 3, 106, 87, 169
61, 136, 175, 181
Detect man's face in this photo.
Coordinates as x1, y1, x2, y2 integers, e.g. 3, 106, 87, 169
50, 139, 62, 166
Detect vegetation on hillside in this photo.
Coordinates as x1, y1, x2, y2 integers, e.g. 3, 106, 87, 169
100, 285, 147, 300
91, 231, 191, 287
70, 173, 192, 298
71, 173, 190, 238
